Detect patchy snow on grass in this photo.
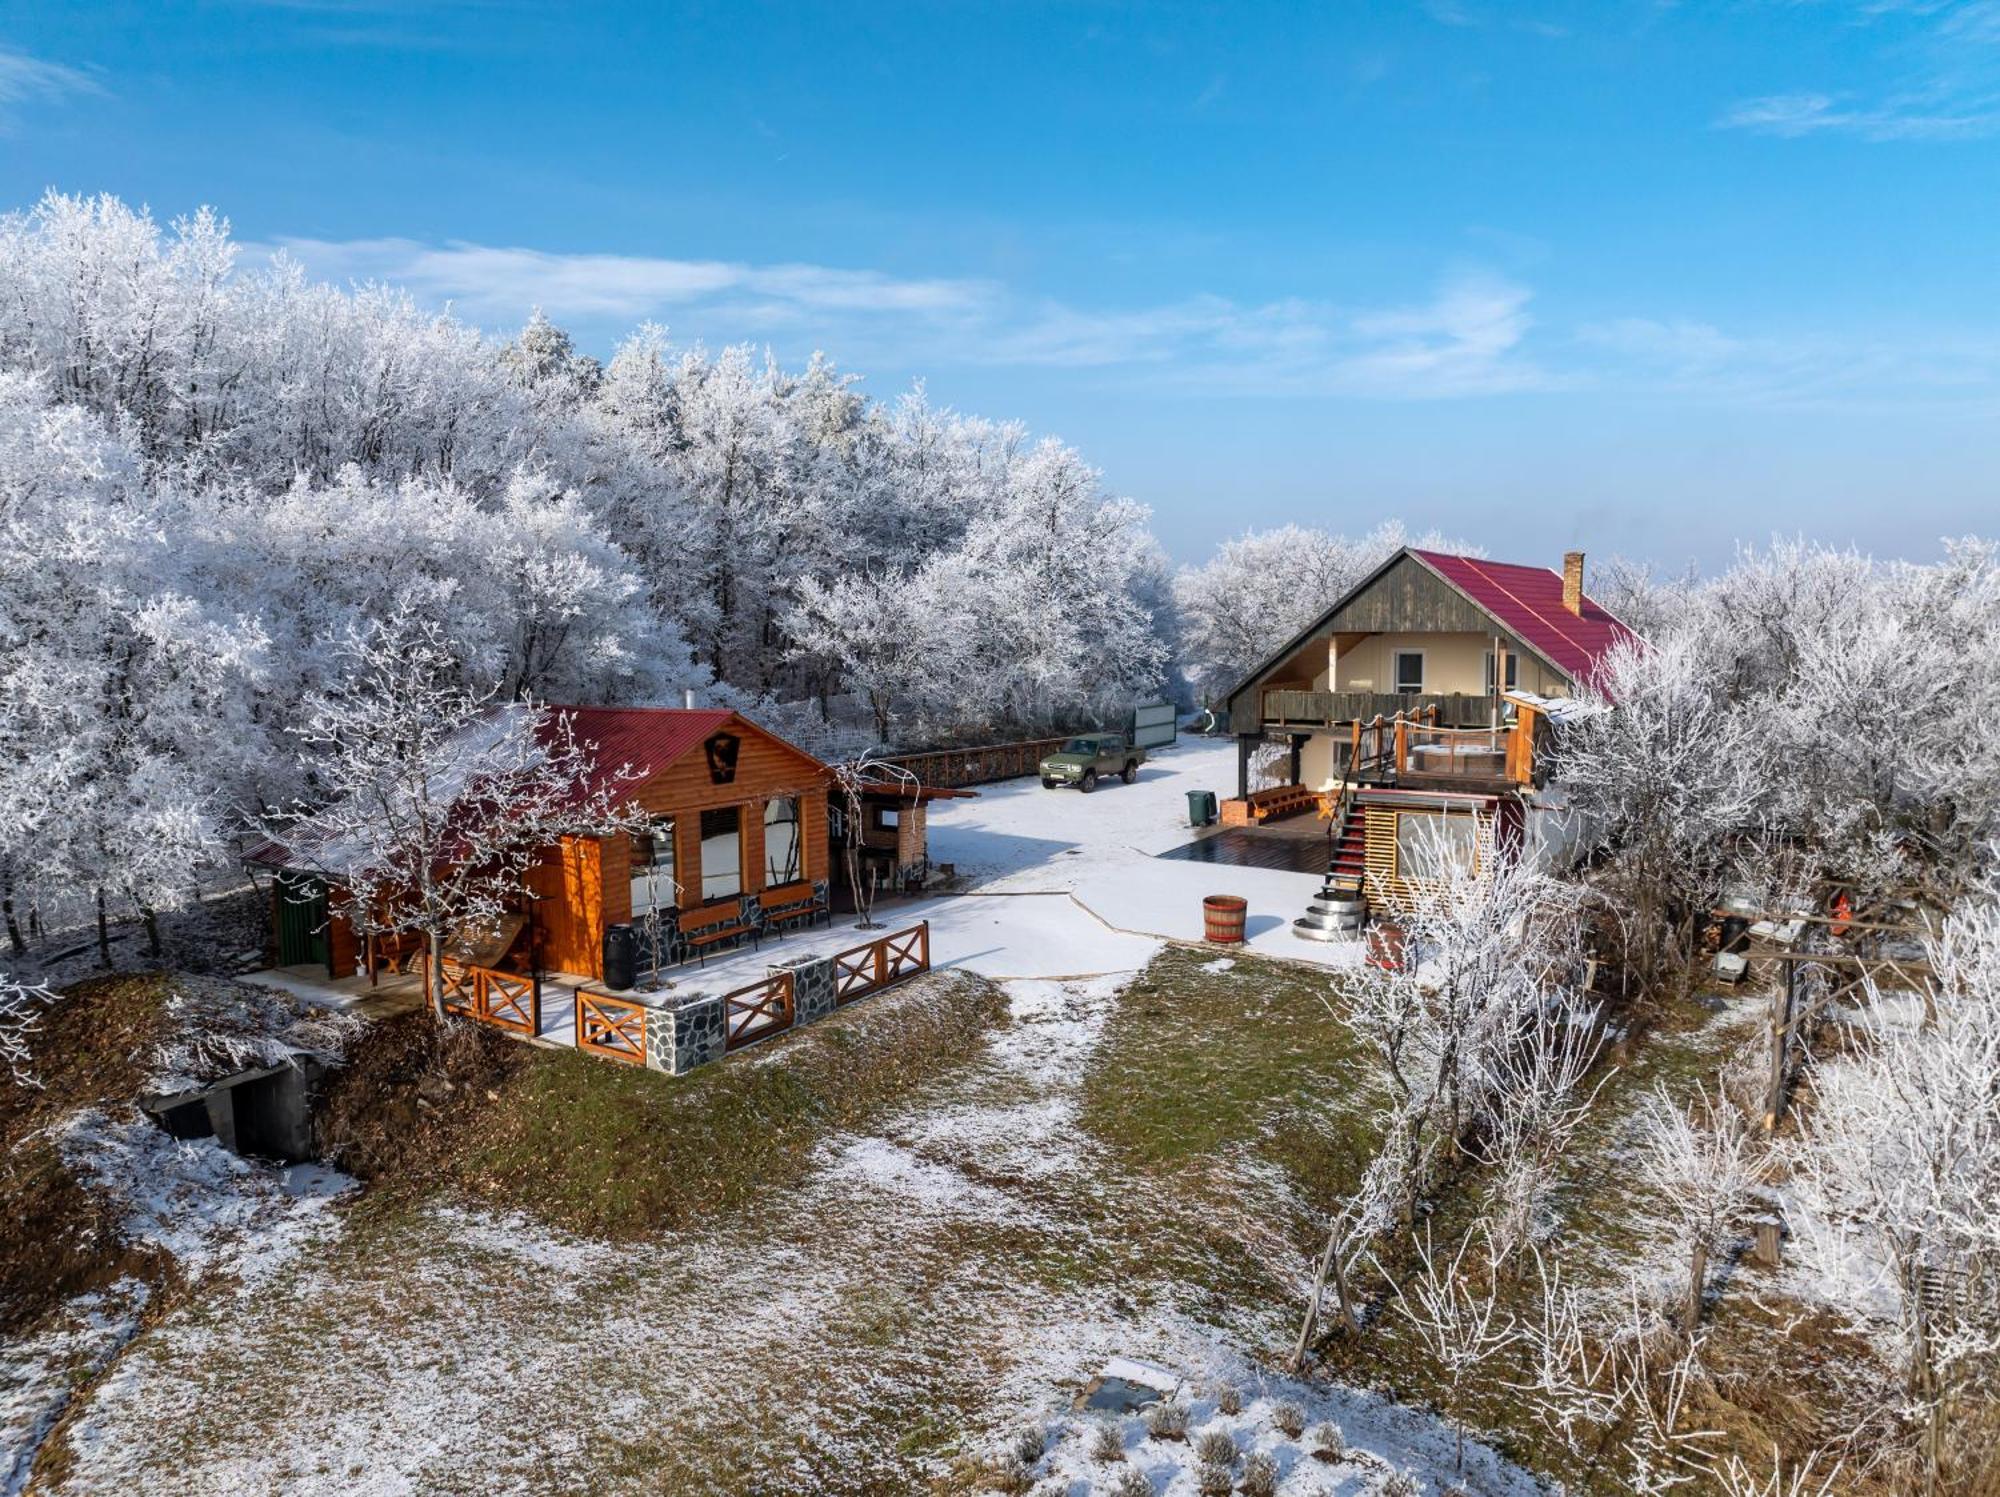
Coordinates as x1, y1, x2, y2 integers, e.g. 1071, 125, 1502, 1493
0, 1280, 148, 1497
1033, 1358, 1544, 1496
142, 973, 361, 1095
56, 1108, 351, 1287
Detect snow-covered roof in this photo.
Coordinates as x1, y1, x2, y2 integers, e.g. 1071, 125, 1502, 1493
1502, 690, 1606, 726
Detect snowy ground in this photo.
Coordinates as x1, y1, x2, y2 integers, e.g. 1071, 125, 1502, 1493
33, 950, 1535, 1495
241, 737, 1352, 1050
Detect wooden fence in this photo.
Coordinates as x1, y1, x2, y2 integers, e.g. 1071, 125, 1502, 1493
873, 739, 1069, 790
722, 971, 795, 1051
575, 989, 649, 1064
833, 921, 931, 1005
429, 958, 540, 1037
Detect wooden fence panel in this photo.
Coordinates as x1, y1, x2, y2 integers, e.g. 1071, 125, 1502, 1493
723, 972, 795, 1051
575, 990, 647, 1064
832, 920, 931, 1006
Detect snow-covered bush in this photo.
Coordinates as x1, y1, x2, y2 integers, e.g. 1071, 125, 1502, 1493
1088, 1420, 1125, 1463
1143, 1399, 1189, 1441
1193, 1426, 1236, 1466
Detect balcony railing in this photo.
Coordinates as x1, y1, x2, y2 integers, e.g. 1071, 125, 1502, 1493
1262, 689, 1502, 730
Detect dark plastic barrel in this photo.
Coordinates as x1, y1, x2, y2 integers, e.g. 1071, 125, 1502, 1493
603, 923, 638, 991
1203, 894, 1247, 944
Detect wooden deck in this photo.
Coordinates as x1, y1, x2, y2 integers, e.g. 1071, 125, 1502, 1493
1261, 689, 1502, 730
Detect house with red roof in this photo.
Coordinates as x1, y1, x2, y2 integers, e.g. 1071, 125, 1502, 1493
254, 706, 836, 986
1219, 548, 1637, 929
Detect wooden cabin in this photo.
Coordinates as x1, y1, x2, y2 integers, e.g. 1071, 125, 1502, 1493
254, 707, 833, 985
1221, 548, 1634, 910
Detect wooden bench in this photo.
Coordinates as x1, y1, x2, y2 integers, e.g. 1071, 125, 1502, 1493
756, 880, 829, 936
1220, 785, 1318, 826
675, 899, 759, 966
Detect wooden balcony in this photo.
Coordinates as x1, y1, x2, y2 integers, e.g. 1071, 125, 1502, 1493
1261, 689, 1503, 730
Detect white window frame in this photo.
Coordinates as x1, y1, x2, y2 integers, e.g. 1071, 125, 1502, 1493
1392, 649, 1426, 695
1484, 651, 1519, 694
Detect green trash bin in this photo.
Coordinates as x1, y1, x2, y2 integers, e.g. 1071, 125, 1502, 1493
1186, 789, 1217, 828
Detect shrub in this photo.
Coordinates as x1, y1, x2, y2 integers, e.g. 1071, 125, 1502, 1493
1143, 1399, 1189, 1441
1106, 1467, 1153, 1497
1089, 1421, 1125, 1464
1194, 1428, 1237, 1467
974, 1455, 1032, 1496
1309, 1421, 1345, 1462
1195, 1459, 1234, 1497
1007, 1425, 1045, 1464
1271, 1401, 1307, 1439
1240, 1452, 1279, 1497
1215, 1385, 1243, 1416
1377, 1471, 1420, 1497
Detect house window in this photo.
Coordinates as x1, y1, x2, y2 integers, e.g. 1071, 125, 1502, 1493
875, 806, 900, 830
1484, 652, 1519, 694
763, 796, 802, 886
1393, 651, 1425, 694
630, 817, 678, 915
1396, 811, 1479, 884
699, 806, 742, 902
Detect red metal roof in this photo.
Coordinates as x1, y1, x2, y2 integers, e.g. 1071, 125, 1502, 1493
1408, 549, 1637, 689
541, 705, 742, 796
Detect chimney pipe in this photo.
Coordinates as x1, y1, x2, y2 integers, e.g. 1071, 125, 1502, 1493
1561, 551, 1585, 616
683, 687, 695, 710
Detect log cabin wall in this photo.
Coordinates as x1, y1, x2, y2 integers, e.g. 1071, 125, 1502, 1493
528, 836, 606, 979
536, 716, 831, 980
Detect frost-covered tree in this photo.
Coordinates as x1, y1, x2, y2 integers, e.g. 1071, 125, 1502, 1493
1784, 890, 2000, 1493
1630, 1079, 1766, 1334
259, 611, 647, 1020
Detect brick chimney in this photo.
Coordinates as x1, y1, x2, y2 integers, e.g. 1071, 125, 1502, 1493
1561, 551, 1585, 616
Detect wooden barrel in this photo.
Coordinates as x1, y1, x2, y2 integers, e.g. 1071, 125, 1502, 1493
1203, 894, 1248, 944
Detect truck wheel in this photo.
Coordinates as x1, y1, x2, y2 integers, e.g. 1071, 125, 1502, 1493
1080, 770, 1098, 793
1121, 761, 1138, 784
1041, 778, 1058, 789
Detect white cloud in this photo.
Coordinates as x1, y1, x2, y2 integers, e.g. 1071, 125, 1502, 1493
265, 236, 994, 321
262, 231, 1551, 399
1717, 90, 1999, 141
0, 46, 102, 124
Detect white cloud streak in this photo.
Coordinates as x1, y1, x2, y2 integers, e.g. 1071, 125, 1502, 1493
0, 46, 103, 124
262, 233, 1552, 399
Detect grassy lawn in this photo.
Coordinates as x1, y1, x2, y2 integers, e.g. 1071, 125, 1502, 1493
37, 945, 1417, 1496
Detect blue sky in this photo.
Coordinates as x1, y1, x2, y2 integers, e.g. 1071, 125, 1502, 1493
4, 1, 1999, 571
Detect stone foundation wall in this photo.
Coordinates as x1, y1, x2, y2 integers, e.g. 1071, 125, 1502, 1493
645, 992, 726, 1075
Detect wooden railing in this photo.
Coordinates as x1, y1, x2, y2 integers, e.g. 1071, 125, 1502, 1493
430, 957, 541, 1036
574, 989, 648, 1064
1263, 690, 1499, 730
722, 971, 796, 1052
833, 921, 932, 1005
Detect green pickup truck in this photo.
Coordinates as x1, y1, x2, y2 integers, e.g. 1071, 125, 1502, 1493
1039, 733, 1145, 792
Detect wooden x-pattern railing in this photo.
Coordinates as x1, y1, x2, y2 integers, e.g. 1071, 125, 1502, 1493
432, 957, 541, 1037
575, 989, 647, 1064
833, 920, 932, 1005
722, 971, 795, 1051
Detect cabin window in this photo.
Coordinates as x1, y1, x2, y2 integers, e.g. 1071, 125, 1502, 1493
1484, 652, 1519, 694
875, 806, 900, 830
1396, 811, 1479, 883
630, 817, 678, 915
699, 806, 742, 902
1393, 650, 1425, 694
763, 796, 802, 886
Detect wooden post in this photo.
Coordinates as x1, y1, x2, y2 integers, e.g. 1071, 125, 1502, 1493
1753, 1221, 1783, 1268
1765, 961, 1795, 1130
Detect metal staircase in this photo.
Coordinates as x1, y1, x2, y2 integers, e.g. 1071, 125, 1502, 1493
1292, 797, 1368, 942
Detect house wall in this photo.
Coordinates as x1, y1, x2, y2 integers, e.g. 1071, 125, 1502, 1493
1333, 632, 1569, 697
533, 719, 831, 981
